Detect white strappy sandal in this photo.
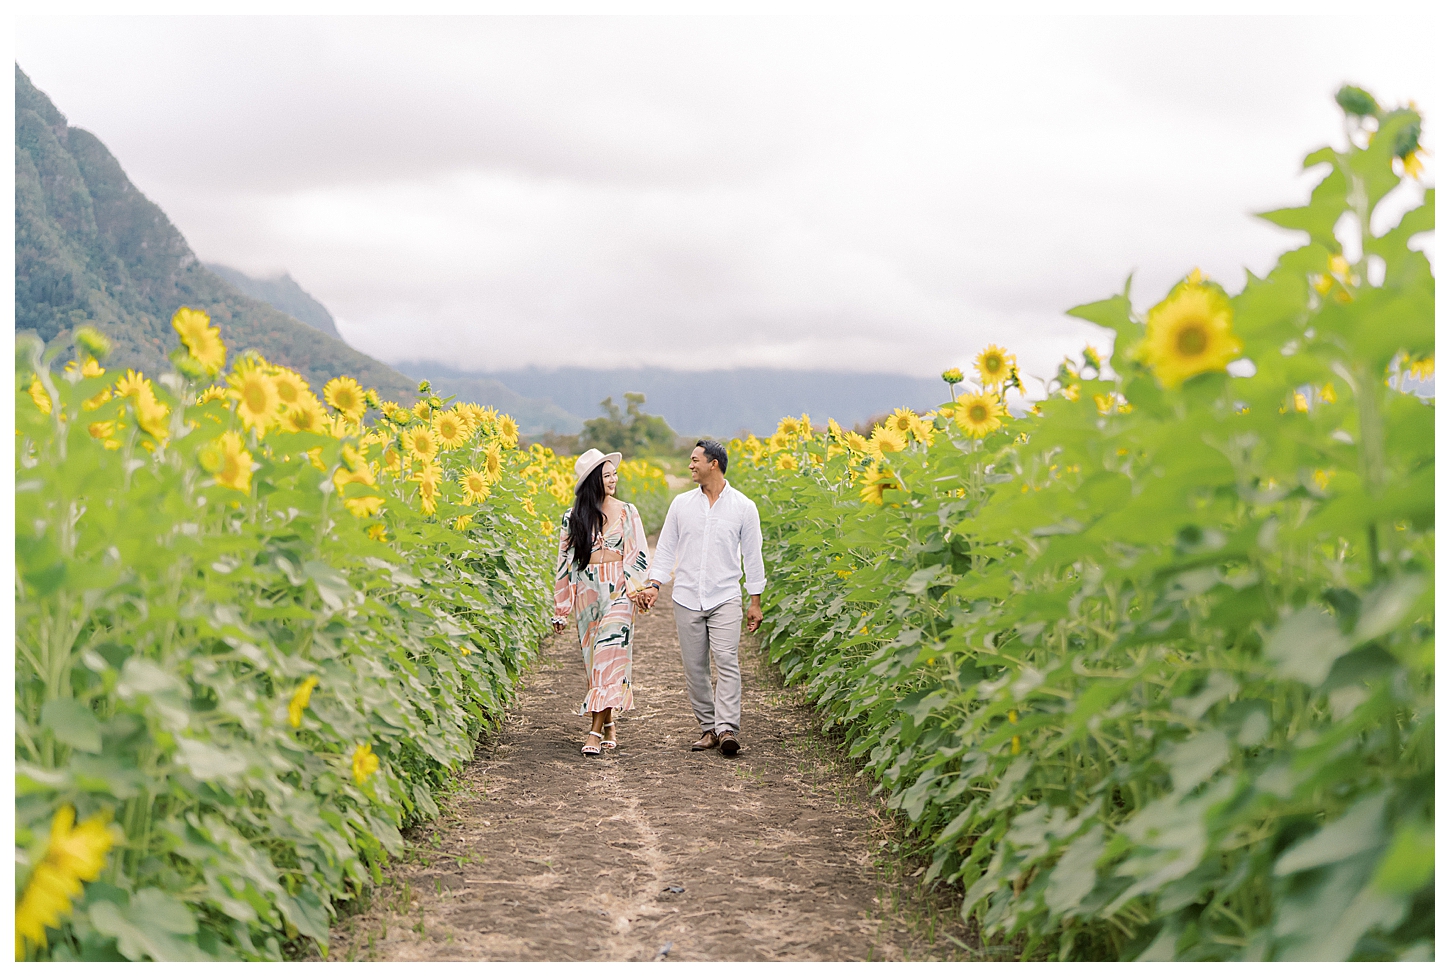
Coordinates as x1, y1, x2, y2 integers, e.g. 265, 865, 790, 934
582, 730, 604, 756
601, 721, 617, 750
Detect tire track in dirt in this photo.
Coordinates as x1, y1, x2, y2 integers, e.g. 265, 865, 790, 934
328, 579, 977, 961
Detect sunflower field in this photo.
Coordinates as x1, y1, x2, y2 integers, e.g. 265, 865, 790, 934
615, 458, 673, 534
14, 313, 584, 961
728, 90, 1433, 960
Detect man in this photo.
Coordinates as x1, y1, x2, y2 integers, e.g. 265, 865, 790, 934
640, 439, 765, 757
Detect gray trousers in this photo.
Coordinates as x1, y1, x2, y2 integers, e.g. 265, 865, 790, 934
673, 597, 743, 734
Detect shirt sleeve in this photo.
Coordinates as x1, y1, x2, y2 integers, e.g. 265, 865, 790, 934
553, 512, 574, 618
741, 498, 767, 596
622, 503, 651, 593
648, 496, 680, 585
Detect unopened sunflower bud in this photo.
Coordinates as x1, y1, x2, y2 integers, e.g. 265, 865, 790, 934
1335, 85, 1378, 118
1392, 117, 1422, 160
941, 367, 964, 386
74, 326, 113, 362
169, 346, 209, 381
418, 379, 431, 394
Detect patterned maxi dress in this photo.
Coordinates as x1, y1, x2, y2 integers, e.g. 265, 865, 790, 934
553, 503, 650, 716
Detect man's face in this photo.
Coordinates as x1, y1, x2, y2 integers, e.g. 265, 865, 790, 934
688, 447, 715, 483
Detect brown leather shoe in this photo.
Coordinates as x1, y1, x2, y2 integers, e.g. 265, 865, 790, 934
690, 730, 719, 751
718, 731, 740, 757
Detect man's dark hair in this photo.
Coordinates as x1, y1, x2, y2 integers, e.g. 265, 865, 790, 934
696, 439, 728, 474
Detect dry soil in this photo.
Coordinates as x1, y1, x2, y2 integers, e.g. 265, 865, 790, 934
327, 580, 982, 962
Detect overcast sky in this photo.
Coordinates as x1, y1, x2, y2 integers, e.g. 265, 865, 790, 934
15, 15, 1436, 388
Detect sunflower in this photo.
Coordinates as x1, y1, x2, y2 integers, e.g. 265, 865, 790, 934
88, 420, 116, 441
909, 414, 936, 446
777, 416, 800, 438
482, 443, 504, 480
776, 453, 798, 471
28, 375, 53, 415
413, 460, 444, 490
869, 425, 907, 456
388, 406, 414, 425
214, 431, 254, 492
334, 459, 377, 494
976, 345, 1016, 389
228, 363, 281, 434
132, 384, 171, 441
460, 468, 492, 504
496, 414, 520, 446
15, 805, 119, 955
326, 413, 354, 439
195, 385, 228, 405
82, 386, 113, 412
412, 399, 434, 422
886, 408, 918, 438
417, 479, 438, 515
454, 514, 474, 532
351, 743, 379, 785
941, 367, 964, 386
64, 358, 105, 381
323, 376, 366, 420
458, 403, 486, 429
433, 410, 469, 450
843, 431, 870, 454
382, 447, 402, 474
954, 392, 1006, 438
859, 463, 901, 505
171, 307, 227, 375
281, 393, 327, 433
271, 368, 309, 408
1408, 356, 1434, 381
343, 496, 383, 518
114, 370, 147, 400
402, 425, 438, 462
367, 524, 389, 542
1138, 275, 1242, 388
288, 677, 319, 728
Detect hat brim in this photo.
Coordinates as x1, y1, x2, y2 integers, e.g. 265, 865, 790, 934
575, 451, 624, 490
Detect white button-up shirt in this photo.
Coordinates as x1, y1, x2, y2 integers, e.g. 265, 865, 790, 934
648, 481, 767, 612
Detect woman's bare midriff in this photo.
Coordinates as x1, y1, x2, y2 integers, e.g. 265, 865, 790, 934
589, 552, 624, 565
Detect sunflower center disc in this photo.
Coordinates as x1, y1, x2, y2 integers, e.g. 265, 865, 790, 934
1177, 324, 1208, 356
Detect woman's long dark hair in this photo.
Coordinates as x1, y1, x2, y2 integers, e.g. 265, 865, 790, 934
567, 465, 607, 571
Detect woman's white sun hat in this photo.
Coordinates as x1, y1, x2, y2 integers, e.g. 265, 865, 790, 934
574, 448, 623, 491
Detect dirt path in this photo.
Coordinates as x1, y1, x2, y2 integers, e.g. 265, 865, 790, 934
328, 581, 978, 961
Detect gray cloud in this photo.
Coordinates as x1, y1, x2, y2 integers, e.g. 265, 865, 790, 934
16, 15, 1435, 392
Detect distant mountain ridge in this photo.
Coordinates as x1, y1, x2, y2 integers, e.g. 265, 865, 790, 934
397, 362, 950, 438
205, 263, 344, 341
14, 65, 417, 402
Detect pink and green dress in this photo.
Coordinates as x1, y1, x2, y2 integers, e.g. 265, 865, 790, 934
553, 503, 650, 716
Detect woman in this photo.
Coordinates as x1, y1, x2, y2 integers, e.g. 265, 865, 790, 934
552, 448, 651, 755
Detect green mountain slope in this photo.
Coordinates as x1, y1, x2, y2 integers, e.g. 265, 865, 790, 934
205, 263, 344, 341
14, 65, 417, 403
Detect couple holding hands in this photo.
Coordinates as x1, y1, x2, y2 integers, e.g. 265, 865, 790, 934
551, 440, 766, 757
